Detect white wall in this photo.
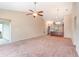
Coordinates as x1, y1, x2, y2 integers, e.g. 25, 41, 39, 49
0, 9, 45, 42
70, 3, 77, 45
72, 2, 79, 55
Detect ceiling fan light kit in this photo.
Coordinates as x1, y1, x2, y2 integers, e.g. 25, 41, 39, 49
32, 13, 38, 16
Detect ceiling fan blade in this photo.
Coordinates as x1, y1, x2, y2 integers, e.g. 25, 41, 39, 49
38, 11, 43, 13
29, 9, 34, 12
38, 13, 43, 16
26, 13, 33, 15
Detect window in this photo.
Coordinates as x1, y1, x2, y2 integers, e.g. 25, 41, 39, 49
0, 19, 11, 42
0, 24, 2, 39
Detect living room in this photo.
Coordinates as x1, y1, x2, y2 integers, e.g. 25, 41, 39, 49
0, 1, 79, 57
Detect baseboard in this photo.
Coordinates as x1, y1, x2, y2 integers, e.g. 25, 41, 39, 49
64, 37, 71, 39
25, 34, 47, 40
10, 34, 47, 43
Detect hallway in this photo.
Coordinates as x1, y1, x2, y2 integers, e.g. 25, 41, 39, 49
0, 36, 78, 57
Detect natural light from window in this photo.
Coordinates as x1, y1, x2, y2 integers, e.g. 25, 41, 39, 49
0, 24, 2, 39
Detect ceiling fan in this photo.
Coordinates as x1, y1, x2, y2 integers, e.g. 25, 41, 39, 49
26, 2, 43, 18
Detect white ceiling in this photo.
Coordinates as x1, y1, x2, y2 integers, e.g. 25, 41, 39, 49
0, 2, 73, 21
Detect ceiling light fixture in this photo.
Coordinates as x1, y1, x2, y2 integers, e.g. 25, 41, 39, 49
55, 21, 61, 25
32, 12, 38, 17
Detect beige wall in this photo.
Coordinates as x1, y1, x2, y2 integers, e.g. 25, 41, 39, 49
0, 9, 45, 42
64, 14, 73, 38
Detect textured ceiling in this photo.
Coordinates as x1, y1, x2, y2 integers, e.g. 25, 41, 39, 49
0, 2, 73, 21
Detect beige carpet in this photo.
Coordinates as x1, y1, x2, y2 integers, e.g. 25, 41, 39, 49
0, 36, 78, 57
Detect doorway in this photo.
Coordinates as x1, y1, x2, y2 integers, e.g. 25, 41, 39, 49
47, 21, 64, 37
